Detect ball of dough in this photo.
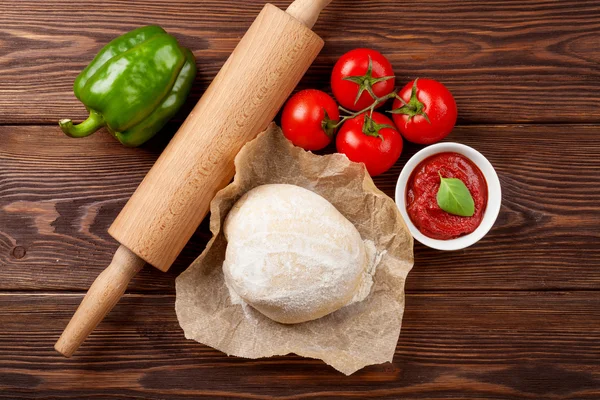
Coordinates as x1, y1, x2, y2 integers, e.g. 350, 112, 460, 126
223, 184, 374, 324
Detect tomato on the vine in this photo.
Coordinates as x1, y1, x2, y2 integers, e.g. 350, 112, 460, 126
390, 78, 457, 144
336, 112, 403, 177
281, 89, 340, 151
331, 48, 395, 111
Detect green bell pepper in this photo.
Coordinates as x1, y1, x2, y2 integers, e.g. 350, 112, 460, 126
59, 25, 196, 147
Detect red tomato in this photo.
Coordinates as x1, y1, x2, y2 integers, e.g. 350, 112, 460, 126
336, 112, 403, 177
391, 78, 457, 144
331, 48, 395, 111
281, 89, 340, 151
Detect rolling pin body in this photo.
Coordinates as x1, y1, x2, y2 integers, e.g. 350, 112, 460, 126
109, 4, 324, 271
56, 0, 330, 357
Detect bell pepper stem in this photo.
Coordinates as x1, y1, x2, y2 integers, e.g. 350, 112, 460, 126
59, 110, 105, 138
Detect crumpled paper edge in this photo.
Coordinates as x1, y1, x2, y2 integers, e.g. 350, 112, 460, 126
175, 123, 414, 375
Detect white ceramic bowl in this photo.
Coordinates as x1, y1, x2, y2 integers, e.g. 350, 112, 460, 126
395, 142, 501, 251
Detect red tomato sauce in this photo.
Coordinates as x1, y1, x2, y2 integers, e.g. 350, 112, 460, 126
406, 152, 487, 240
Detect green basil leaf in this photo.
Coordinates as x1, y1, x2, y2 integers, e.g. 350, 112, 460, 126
436, 173, 475, 217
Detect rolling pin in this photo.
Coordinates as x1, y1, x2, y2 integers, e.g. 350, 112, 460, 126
55, 0, 330, 357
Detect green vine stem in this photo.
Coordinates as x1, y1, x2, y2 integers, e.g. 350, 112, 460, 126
333, 90, 398, 128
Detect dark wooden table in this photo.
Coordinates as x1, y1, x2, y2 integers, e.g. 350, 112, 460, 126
1, 0, 599, 398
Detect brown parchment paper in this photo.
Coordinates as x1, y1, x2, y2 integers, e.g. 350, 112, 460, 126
175, 123, 414, 375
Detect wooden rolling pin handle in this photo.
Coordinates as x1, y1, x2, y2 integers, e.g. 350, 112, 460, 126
54, 245, 145, 357
286, 0, 332, 29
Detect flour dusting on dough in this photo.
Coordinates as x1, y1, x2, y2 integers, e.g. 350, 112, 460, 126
223, 184, 380, 324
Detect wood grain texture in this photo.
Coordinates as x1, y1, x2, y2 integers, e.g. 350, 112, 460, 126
0, 292, 599, 399
1, 124, 598, 292
0, 123, 212, 292
54, 245, 145, 357
1, 0, 600, 397
1, 0, 600, 124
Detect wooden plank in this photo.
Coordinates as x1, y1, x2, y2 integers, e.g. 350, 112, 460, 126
0, 292, 599, 399
0, 0, 600, 124
1, 124, 598, 292
0, 124, 211, 292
